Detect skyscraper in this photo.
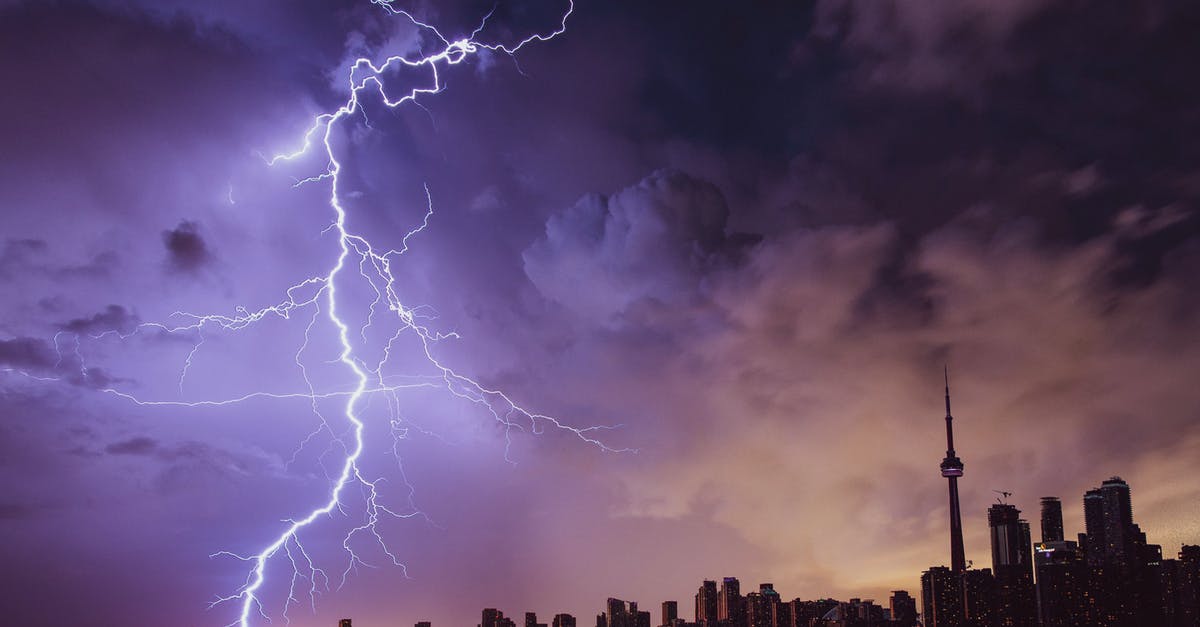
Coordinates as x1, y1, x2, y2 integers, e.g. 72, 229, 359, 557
696, 580, 719, 626
889, 590, 918, 627
339, 621, 353, 627
988, 503, 1036, 626
554, 615, 577, 627
607, 598, 631, 627
940, 368, 967, 573
922, 566, 964, 627
1040, 497, 1064, 543
718, 577, 742, 626
661, 601, 677, 627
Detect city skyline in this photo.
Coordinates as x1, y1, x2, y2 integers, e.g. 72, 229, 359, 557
2, 0, 1200, 625
335, 399, 1198, 626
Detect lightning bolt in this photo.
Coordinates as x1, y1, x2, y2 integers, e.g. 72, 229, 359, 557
2, 1, 635, 625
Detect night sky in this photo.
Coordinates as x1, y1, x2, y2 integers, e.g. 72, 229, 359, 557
2, 1, 1199, 625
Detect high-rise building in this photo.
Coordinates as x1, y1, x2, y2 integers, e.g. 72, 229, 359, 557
1040, 496, 1064, 543
940, 369, 967, 573
607, 598, 631, 627
718, 578, 742, 626
339, 621, 353, 627
484, 609, 505, 627
1077, 476, 1170, 625
527, 612, 540, 627
922, 566, 964, 627
1034, 536, 1086, 627
988, 503, 1036, 626
662, 601, 678, 627
1177, 545, 1200, 626
554, 615, 577, 627
415, 622, 432, 627
770, 596, 793, 627
961, 568, 996, 627
696, 580, 719, 626
889, 590, 918, 627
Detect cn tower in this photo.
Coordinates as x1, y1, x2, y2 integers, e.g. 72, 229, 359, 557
940, 367, 967, 572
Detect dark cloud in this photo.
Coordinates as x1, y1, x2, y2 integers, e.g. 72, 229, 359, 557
0, 337, 57, 371
523, 169, 756, 323
60, 305, 140, 336
105, 436, 159, 456
161, 221, 211, 273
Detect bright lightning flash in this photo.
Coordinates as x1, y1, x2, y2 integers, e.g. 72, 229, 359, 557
2, 1, 632, 626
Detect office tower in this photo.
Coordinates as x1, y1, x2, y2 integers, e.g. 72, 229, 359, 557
889, 590, 918, 627
1083, 488, 1106, 566
1178, 545, 1200, 626
554, 615, 577, 627
718, 577, 742, 626
697, 580, 719, 626
527, 613, 539, 627
662, 601, 678, 627
415, 622, 432, 627
1099, 477, 1134, 564
940, 369, 967, 573
988, 503, 1036, 626
1079, 476, 1170, 625
755, 584, 780, 627
961, 568, 996, 627
339, 621, 353, 627
770, 596, 793, 627
744, 592, 765, 627
922, 566, 964, 627
608, 598, 631, 627
1034, 537, 1086, 627
1040, 497, 1064, 543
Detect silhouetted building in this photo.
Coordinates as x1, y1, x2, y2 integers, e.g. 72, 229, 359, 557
554, 615, 577, 627
719, 578, 743, 627
662, 601, 678, 627
889, 590, 917, 627
961, 568, 996, 627
1175, 545, 1200, 626
1075, 476, 1172, 625
792, 599, 839, 625
1040, 497, 1064, 543
484, 609, 505, 627
415, 622, 431, 627
988, 503, 1035, 626
697, 580, 719, 626
770, 596, 793, 627
922, 566, 963, 627
607, 598, 633, 627
339, 621, 353, 627
1034, 537, 1086, 627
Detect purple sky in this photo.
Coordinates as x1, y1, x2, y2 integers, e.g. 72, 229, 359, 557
2, 1, 1200, 626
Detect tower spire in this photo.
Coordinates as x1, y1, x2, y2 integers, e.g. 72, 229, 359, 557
944, 365, 952, 418
939, 365, 967, 573
944, 365, 955, 455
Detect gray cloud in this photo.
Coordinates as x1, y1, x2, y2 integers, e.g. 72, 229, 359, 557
61, 305, 140, 336
523, 169, 756, 324
162, 220, 212, 273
